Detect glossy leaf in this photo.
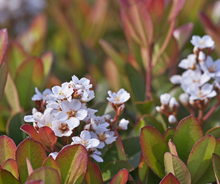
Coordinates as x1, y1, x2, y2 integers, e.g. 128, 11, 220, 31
6, 41, 28, 79
140, 126, 169, 178
86, 161, 103, 184
129, 119, 147, 137
109, 168, 128, 184
143, 115, 165, 134
16, 138, 47, 184
27, 167, 61, 184
114, 129, 127, 161
173, 115, 203, 163
42, 156, 61, 178
102, 160, 133, 182
56, 144, 88, 184
20, 124, 41, 143
7, 113, 26, 145
168, 140, 178, 156
2, 159, 19, 179
15, 57, 44, 109
187, 135, 216, 184
164, 152, 191, 184
0, 135, 16, 165
135, 100, 152, 115
0, 168, 20, 184
39, 126, 57, 151
212, 153, 220, 184
138, 153, 149, 183
0, 28, 8, 65
160, 173, 180, 184
4, 73, 21, 113
0, 59, 8, 102
163, 128, 175, 144
205, 127, 220, 139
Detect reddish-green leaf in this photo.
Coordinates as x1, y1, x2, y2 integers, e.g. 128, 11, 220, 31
164, 152, 191, 184
135, 100, 153, 115
39, 126, 57, 151
16, 138, 47, 184
173, 115, 203, 163
1, 159, 19, 179
163, 128, 175, 144
20, 124, 41, 143
114, 129, 127, 161
4, 73, 21, 113
212, 153, 220, 184
15, 57, 44, 109
56, 144, 88, 184
187, 135, 216, 184
205, 127, 220, 139
168, 140, 178, 156
27, 167, 60, 184
0, 168, 20, 184
0, 59, 8, 102
138, 153, 149, 183
140, 126, 169, 178
160, 173, 180, 184
0, 28, 8, 65
26, 158, 34, 176
25, 180, 44, 184
109, 168, 128, 184
168, 0, 186, 20
41, 51, 53, 78
129, 118, 147, 137
42, 156, 61, 178
6, 41, 28, 79
86, 161, 103, 184
0, 136, 16, 165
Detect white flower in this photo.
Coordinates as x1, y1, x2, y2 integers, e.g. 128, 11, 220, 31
200, 56, 220, 78
72, 130, 100, 150
179, 93, 189, 105
52, 82, 73, 100
169, 97, 179, 109
191, 35, 215, 49
178, 54, 196, 69
31, 87, 53, 101
168, 115, 177, 123
160, 93, 171, 105
71, 75, 92, 90
107, 88, 130, 105
118, 118, 129, 130
89, 148, 103, 163
198, 51, 206, 62
49, 152, 58, 159
52, 121, 73, 137
155, 106, 161, 112
188, 83, 217, 101
170, 75, 182, 84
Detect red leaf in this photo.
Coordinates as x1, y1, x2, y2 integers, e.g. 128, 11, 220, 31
110, 168, 128, 184
0, 59, 8, 102
86, 161, 103, 184
39, 126, 57, 151
0, 135, 16, 165
0, 28, 8, 65
114, 129, 127, 161
160, 173, 180, 184
168, 0, 186, 20
20, 124, 41, 143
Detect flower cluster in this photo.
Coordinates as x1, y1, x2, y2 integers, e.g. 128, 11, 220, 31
156, 93, 179, 123
24, 76, 130, 162
170, 35, 218, 109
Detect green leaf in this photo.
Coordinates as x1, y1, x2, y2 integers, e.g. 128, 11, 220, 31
168, 140, 178, 156
86, 161, 103, 184
0, 59, 8, 102
41, 51, 53, 79
135, 100, 153, 115
125, 63, 145, 102
138, 153, 149, 183
2, 159, 19, 180
205, 127, 220, 139
56, 144, 88, 184
14, 57, 44, 110
0, 29, 8, 65
160, 173, 180, 184
140, 126, 169, 178
42, 156, 61, 178
102, 160, 134, 182
109, 168, 128, 184
0, 136, 16, 165
4, 73, 21, 113
212, 153, 220, 184
16, 138, 47, 184
164, 152, 191, 184
27, 167, 61, 184
129, 119, 147, 137
143, 115, 165, 134
187, 135, 216, 184
114, 129, 127, 161
163, 128, 175, 144
173, 115, 203, 163
0, 168, 20, 184
7, 113, 26, 145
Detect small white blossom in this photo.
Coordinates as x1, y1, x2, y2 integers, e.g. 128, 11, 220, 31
200, 56, 220, 78
168, 115, 177, 123
52, 121, 73, 137
179, 93, 189, 105
198, 51, 206, 62
89, 148, 103, 162
169, 97, 179, 109
156, 106, 161, 112
107, 88, 130, 105
178, 54, 196, 69
118, 118, 129, 130
160, 93, 171, 105
49, 152, 58, 159
191, 35, 215, 49
52, 82, 73, 100
170, 75, 182, 84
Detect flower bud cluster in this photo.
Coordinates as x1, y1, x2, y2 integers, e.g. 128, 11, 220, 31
156, 93, 179, 124
24, 75, 130, 163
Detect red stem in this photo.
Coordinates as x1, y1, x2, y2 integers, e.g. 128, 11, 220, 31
202, 101, 219, 123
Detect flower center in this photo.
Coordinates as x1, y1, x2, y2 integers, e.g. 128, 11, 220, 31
208, 65, 216, 73
59, 123, 69, 133
98, 132, 106, 142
